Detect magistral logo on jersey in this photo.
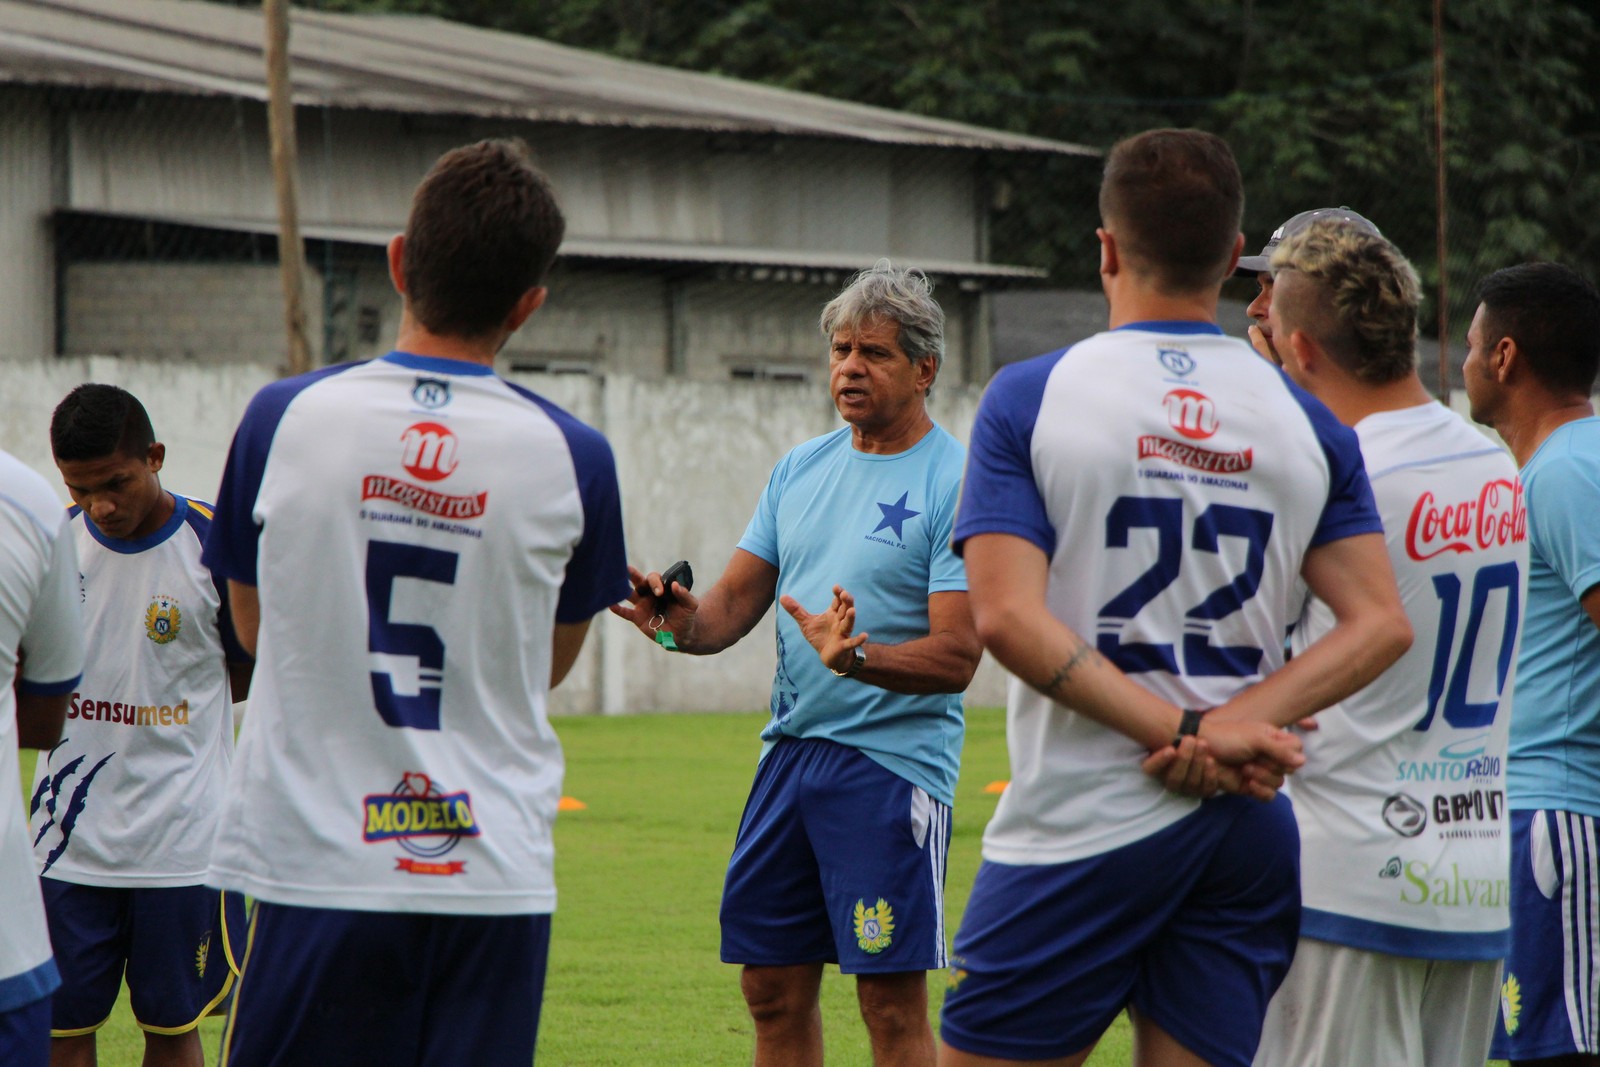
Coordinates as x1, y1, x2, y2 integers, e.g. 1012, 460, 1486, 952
1405, 478, 1526, 561
362, 476, 487, 519
1137, 435, 1253, 474
1162, 389, 1219, 440
364, 772, 479, 876
401, 422, 460, 482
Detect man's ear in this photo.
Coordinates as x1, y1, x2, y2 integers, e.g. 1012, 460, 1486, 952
1096, 227, 1119, 277
504, 287, 548, 336
1284, 329, 1321, 378
1493, 335, 1519, 382
146, 441, 166, 474
387, 234, 407, 296
1224, 232, 1245, 278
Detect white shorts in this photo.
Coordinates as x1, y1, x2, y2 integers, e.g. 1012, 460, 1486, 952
1253, 938, 1501, 1067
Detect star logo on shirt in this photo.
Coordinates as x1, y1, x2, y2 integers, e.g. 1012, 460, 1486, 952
872, 492, 921, 540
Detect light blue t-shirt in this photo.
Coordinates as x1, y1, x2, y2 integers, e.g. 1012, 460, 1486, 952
739, 424, 968, 805
1508, 417, 1600, 816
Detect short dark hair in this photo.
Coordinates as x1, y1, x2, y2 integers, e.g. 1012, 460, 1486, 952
1099, 128, 1244, 294
1476, 263, 1600, 395
401, 139, 566, 339
51, 383, 155, 462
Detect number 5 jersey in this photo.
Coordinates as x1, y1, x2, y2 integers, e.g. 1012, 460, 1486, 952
201, 353, 628, 915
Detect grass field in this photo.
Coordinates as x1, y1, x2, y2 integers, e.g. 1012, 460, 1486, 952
17, 708, 1508, 1065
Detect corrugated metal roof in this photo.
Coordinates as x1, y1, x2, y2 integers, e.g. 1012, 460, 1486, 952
60, 209, 1050, 279
0, 0, 1097, 156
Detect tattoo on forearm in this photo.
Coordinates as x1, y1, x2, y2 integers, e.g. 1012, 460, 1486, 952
1040, 637, 1102, 699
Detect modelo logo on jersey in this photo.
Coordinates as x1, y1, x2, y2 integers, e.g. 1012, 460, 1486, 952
1405, 478, 1526, 561
1162, 389, 1219, 440
1382, 792, 1428, 837
364, 771, 480, 877
400, 422, 459, 482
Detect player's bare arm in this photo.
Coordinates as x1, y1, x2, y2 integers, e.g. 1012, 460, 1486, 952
1207, 532, 1412, 729
1581, 583, 1600, 632
16, 689, 69, 750
780, 587, 979, 694
963, 532, 1303, 797
551, 620, 591, 688
609, 548, 778, 655
227, 579, 260, 658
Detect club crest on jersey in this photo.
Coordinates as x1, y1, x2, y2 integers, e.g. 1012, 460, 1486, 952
412, 377, 451, 410
194, 931, 211, 977
364, 772, 479, 876
1501, 973, 1522, 1034
1158, 347, 1196, 377
853, 898, 895, 954
144, 595, 182, 644
866, 491, 921, 547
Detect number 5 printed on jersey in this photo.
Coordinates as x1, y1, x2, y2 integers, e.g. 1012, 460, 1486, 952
1097, 496, 1274, 678
366, 539, 458, 730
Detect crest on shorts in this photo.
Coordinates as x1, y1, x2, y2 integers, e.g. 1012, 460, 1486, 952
145, 595, 182, 644
853, 898, 895, 954
195, 931, 211, 977
1501, 973, 1522, 1034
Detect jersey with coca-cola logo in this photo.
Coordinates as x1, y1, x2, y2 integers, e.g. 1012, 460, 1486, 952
1289, 401, 1525, 960
202, 352, 628, 915
954, 322, 1381, 864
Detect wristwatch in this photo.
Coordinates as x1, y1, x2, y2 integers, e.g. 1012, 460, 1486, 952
830, 646, 867, 678
1171, 708, 1204, 748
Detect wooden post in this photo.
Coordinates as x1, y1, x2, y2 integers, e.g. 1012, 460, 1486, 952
263, 0, 312, 376
1433, 0, 1450, 400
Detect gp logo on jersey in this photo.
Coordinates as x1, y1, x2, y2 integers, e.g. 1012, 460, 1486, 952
401, 422, 459, 482
364, 772, 479, 876
145, 595, 182, 644
1162, 389, 1219, 440
1405, 478, 1526, 561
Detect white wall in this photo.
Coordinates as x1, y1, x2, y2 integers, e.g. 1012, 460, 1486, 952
0, 357, 1012, 715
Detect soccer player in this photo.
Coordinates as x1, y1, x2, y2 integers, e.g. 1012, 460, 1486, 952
202, 139, 629, 1066
939, 128, 1413, 1067
1235, 206, 1381, 366
1464, 262, 1600, 1067
28, 384, 251, 1067
0, 448, 86, 1067
614, 261, 979, 1066
1251, 222, 1526, 1067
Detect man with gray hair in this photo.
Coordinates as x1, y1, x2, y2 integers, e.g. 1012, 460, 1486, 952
614, 259, 979, 1066
1256, 220, 1526, 1067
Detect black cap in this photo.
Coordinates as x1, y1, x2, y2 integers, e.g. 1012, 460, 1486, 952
1235, 206, 1381, 277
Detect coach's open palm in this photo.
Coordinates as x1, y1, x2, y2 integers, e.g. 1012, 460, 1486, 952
779, 584, 868, 675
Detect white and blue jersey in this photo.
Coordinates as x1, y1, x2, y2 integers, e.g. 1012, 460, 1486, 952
1506, 417, 1600, 816
202, 352, 629, 916
29, 495, 246, 888
739, 425, 967, 806
0, 450, 85, 1013
1288, 403, 1524, 960
953, 322, 1381, 864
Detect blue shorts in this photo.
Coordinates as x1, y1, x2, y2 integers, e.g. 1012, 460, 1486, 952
0, 996, 50, 1067
1492, 808, 1600, 1060
720, 737, 951, 974
940, 794, 1300, 1067
41, 878, 243, 1034
220, 903, 551, 1067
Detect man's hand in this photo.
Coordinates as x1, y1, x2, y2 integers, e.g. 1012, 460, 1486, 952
1140, 720, 1303, 802
609, 564, 700, 645
779, 585, 868, 675
1247, 323, 1282, 366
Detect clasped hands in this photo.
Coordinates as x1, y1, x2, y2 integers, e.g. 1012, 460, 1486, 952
1140, 711, 1307, 803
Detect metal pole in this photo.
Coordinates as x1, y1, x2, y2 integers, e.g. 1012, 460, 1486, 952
264, 0, 312, 376
1433, 0, 1450, 400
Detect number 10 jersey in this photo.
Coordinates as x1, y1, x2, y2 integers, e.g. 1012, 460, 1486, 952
953, 322, 1381, 865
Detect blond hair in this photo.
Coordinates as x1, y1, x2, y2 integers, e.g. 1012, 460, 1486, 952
1271, 219, 1420, 384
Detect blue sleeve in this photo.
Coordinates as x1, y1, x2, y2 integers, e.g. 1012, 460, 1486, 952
735, 454, 787, 568
927, 452, 967, 594
498, 384, 632, 623
1527, 453, 1600, 600
1283, 377, 1384, 546
951, 353, 1062, 557
202, 366, 350, 586
182, 501, 253, 665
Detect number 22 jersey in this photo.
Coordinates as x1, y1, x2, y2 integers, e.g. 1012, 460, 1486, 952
953, 322, 1381, 865
202, 353, 628, 915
